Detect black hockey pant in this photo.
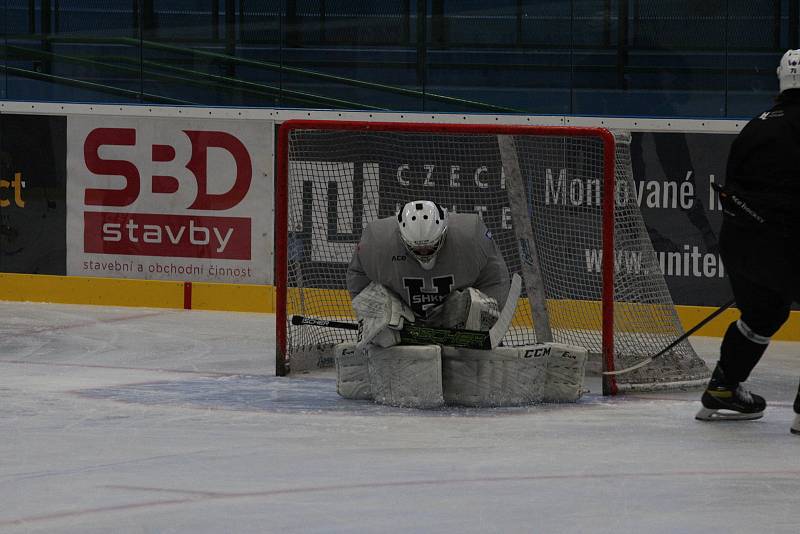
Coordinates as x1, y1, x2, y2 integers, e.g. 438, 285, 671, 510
717, 220, 800, 383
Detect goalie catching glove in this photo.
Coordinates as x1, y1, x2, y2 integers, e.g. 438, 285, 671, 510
352, 282, 416, 349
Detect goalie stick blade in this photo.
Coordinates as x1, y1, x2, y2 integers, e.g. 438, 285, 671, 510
488, 273, 522, 349
602, 356, 653, 376
603, 298, 736, 376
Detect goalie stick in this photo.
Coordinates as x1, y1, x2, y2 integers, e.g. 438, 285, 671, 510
291, 273, 522, 350
603, 298, 736, 376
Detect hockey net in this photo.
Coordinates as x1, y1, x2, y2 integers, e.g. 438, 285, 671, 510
275, 120, 710, 394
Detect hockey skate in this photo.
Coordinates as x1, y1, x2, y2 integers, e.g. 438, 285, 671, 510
791, 381, 800, 435
695, 364, 766, 421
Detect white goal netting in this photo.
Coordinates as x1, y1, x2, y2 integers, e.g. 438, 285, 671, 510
276, 121, 710, 394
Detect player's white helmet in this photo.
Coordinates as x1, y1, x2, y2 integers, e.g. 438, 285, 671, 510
397, 200, 448, 270
778, 49, 800, 92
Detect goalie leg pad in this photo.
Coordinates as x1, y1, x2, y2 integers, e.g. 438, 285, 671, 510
367, 345, 444, 409
335, 342, 372, 400
543, 343, 588, 402
441, 346, 549, 407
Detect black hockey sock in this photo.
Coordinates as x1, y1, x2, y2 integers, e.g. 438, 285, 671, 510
718, 320, 769, 384
794, 381, 800, 414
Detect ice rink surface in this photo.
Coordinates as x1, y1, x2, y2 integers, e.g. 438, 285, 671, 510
1, 301, 799, 533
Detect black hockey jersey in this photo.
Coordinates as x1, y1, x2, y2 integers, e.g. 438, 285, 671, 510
723, 89, 800, 232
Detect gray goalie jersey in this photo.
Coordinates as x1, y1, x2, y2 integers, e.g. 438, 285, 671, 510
346, 213, 510, 319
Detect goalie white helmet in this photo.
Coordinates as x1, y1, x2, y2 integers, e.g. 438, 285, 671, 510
777, 49, 800, 93
397, 200, 448, 270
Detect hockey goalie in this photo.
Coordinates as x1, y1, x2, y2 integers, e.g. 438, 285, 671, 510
335, 199, 588, 409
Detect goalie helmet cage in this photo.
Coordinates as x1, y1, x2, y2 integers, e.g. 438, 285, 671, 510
275, 120, 710, 395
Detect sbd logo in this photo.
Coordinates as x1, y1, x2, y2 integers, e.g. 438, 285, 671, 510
82, 127, 252, 260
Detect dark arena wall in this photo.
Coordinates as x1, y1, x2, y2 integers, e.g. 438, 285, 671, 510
0, 1, 798, 337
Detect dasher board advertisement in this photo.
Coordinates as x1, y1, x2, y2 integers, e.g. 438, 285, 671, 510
0, 114, 67, 275
66, 116, 273, 284
630, 132, 734, 306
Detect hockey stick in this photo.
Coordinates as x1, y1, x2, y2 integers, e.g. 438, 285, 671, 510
290, 316, 497, 349
290, 316, 358, 330
290, 273, 522, 350
488, 272, 522, 348
603, 298, 736, 376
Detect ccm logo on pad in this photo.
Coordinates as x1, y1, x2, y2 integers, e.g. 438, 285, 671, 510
524, 347, 552, 359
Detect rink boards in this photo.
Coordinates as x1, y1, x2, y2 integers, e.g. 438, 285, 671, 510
4, 272, 800, 341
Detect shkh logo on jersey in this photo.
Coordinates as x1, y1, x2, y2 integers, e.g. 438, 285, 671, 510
403, 275, 454, 317
81, 127, 252, 259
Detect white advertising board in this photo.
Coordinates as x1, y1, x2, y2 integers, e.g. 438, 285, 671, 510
66, 115, 273, 284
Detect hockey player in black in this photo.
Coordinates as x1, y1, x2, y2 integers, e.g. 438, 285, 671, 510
696, 50, 800, 433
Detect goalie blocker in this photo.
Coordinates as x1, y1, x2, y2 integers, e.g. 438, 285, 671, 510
334, 341, 587, 408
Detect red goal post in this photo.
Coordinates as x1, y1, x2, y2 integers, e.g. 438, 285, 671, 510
275, 119, 710, 395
